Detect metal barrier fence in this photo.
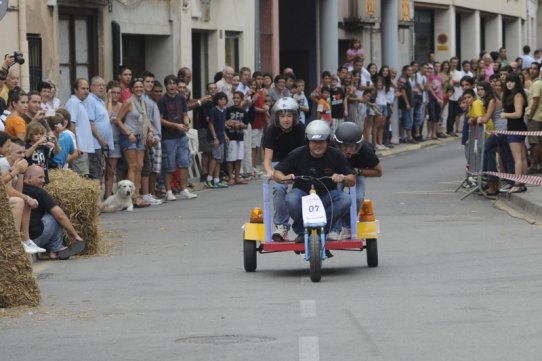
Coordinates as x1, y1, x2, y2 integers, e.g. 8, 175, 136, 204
455, 124, 485, 199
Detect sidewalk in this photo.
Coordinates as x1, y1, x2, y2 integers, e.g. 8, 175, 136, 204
375, 136, 542, 225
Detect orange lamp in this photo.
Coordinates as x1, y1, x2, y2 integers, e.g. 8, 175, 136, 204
358, 199, 376, 222
250, 207, 264, 223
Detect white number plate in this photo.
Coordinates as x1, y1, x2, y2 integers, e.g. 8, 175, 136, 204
301, 193, 327, 226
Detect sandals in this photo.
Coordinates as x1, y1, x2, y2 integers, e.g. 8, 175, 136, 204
508, 185, 527, 194
133, 197, 150, 208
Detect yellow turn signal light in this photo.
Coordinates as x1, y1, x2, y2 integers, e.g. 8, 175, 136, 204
358, 199, 376, 222
250, 207, 264, 223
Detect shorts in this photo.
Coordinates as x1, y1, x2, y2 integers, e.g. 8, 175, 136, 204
211, 142, 225, 161
198, 128, 212, 153
119, 133, 145, 152
377, 105, 388, 117
507, 134, 526, 143
88, 150, 104, 180
526, 119, 542, 144
71, 152, 89, 176
226, 140, 244, 162
162, 136, 191, 173
109, 141, 122, 159
151, 141, 162, 174
141, 146, 152, 177
251, 127, 263, 149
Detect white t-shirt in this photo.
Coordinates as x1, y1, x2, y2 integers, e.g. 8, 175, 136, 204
64, 95, 95, 153
0, 157, 18, 186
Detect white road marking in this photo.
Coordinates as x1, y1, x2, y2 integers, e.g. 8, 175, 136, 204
300, 300, 316, 318
299, 336, 319, 361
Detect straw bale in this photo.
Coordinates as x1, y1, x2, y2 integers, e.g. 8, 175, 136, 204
45, 169, 104, 255
0, 177, 41, 307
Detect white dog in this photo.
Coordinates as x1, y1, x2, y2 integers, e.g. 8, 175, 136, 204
101, 180, 135, 212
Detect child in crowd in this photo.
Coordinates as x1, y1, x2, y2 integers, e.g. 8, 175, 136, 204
225, 91, 249, 185
206, 92, 229, 188
316, 86, 332, 124
55, 108, 78, 168
291, 79, 309, 124
24, 122, 58, 184
346, 37, 364, 67
264, 95, 274, 126
47, 115, 75, 169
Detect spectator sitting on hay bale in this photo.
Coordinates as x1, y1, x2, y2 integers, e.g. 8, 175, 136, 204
1, 133, 45, 254
22, 165, 86, 260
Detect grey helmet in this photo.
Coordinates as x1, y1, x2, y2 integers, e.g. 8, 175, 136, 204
334, 121, 363, 152
305, 119, 331, 141
272, 97, 299, 128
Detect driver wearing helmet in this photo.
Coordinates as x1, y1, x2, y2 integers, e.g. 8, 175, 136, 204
332, 121, 382, 240
273, 120, 356, 243
263, 97, 306, 241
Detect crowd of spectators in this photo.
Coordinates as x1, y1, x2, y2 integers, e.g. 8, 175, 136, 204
1, 40, 542, 255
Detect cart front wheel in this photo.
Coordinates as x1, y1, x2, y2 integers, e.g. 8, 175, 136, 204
243, 239, 257, 272
309, 233, 322, 282
366, 238, 378, 268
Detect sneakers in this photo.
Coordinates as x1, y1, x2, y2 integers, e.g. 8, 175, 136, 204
179, 188, 198, 199
142, 194, 163, 205
272, 225, 289, 242
204, 180, 216, 188
22, 239, 46, 254
166, 190, 177, 201
215, 181, 228, 188
326, 231, 340, 241
339, 227, 351, 240
57, 240, 86, 260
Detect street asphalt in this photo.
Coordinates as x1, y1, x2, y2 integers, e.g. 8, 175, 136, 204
378, 137, 542, 225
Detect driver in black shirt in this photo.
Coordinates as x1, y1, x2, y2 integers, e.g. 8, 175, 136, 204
273, 120, 355, 243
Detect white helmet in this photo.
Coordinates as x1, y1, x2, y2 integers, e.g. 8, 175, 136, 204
305, 119, 331, 141
272, 97, 299, 128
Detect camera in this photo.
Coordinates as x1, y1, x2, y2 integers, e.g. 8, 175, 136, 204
12, 51, 25, 65
46, 136, 53, 142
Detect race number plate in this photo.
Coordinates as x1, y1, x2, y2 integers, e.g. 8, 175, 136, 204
301, 193, 326, 226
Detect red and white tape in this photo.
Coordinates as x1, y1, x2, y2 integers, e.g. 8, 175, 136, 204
487, 130, 542, 136
484, 171, 542, 186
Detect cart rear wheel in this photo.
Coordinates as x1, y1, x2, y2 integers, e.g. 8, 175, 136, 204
366, 238, 378, 267
243, 239, 257, 272
309, 233, 322, 282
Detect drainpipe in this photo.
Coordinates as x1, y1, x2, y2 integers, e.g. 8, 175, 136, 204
18, 0, 30, 91
255, 0, 260, 71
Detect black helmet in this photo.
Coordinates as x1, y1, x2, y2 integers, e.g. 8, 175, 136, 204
334, 122, 362, 152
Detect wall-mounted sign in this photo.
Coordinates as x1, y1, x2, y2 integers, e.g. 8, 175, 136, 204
436, 33, 448, 51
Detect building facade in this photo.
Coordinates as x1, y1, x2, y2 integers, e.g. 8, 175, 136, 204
1, 0, 256, 102
0, 0, 539, 102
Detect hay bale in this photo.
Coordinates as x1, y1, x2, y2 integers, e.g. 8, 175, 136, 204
45, 169, 104, 255
0, 177, 41, 307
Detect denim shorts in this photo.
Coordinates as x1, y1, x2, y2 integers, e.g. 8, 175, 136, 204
119, 133, 145, 152
507, 134, 526, 143
162, 136, 191, 172
211, 142, 225, 161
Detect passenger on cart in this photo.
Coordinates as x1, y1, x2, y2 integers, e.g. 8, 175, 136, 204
332, 122, 382, 240
262, 97, 306, 241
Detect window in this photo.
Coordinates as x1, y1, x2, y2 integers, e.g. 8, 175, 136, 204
414, 9, 434, 64
225, 31, 240, 71
58, 8, 98, 102
27, 34, 42, 91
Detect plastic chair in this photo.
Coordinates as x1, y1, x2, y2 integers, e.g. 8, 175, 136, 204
187, 129, 202, 179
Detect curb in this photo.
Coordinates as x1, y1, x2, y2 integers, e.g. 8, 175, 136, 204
376, 136, 458, 158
